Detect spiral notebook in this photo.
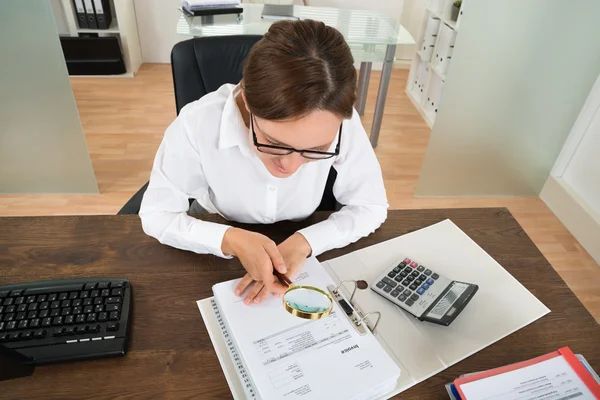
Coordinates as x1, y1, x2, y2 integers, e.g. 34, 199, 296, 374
198, 219, 551, 399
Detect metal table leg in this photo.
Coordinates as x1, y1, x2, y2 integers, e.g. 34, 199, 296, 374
370, 44, 397, 148
356, 62, 372, 116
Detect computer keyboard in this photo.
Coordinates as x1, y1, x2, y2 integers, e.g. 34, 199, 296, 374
0, 278, 131, 365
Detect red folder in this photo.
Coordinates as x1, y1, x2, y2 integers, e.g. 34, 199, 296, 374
455, 347, 600, 399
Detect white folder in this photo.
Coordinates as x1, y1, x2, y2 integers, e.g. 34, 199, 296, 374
420, 16, 441, 62
433, 24, 457, 74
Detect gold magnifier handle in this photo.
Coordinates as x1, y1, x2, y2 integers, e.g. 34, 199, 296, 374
273, 268, 293, 287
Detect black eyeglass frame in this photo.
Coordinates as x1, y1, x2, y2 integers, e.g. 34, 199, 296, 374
250, 114, 342, 160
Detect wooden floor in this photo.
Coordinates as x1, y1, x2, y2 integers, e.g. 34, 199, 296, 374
1, 64, 598, 323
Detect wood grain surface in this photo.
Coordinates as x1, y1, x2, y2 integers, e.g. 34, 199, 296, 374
0, 209, 598, 399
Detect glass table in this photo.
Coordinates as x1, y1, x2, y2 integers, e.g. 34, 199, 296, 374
177, 4, 415, 147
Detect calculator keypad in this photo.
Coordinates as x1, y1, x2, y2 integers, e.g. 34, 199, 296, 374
373, 257, 452, 318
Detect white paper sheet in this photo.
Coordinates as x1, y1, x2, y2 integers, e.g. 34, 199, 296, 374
459, 356, 596, 400
211, 258, 400, 400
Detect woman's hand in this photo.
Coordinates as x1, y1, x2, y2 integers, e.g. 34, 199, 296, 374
234, 233, 312, 304
222, 227, 288, 298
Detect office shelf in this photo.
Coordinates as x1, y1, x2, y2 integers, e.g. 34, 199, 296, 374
77, 20, 119, 34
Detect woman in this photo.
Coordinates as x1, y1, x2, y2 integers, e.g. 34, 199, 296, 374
140, 19, 388, 305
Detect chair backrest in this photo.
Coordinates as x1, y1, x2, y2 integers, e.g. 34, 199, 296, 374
170, 36, 339, 212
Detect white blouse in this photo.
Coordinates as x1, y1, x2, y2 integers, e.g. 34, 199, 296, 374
139, 84, 388, 258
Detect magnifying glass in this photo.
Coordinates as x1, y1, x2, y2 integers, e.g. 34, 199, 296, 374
273, 270, 333, 320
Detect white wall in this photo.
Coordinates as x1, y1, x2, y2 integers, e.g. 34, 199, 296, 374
134, 0, 422, 64
50, 0, 70, 35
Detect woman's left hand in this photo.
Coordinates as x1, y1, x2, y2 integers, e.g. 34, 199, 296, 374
235, 233, 312, 304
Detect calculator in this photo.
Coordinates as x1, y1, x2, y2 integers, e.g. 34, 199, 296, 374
371, 257, 478, 326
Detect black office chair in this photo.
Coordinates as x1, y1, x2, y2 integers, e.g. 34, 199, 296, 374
118, 36, 339, 214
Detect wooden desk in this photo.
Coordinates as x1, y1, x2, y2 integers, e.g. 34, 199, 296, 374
1, 208, 599, 399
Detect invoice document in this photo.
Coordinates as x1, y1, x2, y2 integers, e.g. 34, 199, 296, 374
211, 258, 400, 400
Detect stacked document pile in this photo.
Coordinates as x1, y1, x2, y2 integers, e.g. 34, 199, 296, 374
182, 0, 240, 14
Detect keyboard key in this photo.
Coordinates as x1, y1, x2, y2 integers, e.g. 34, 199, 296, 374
415, 279, 423, 286
63, 326, 75, 336
400, 271, 408, 277
95, 305, 104, 313
107, 322, 119, 331
84, 306, 93, 314
0, 291, 8, 298
91, 290, 100, 298
398, 295, 407, 302
39, 309, 49, 318
424, 269, 432, 276
80, 291, 90, 299
21, 331, 33, 340
53, 328, 65, 337
406, 276, 415, 282
89, 324, 101, 333
409, 284, 418, 291
15, 297, 25, 305
39, 302, 49, 310
48, 293, 58, 302
422, 284, 430, 290
432, 273, 439, 280
417, 265, 425, 272
30, 318, 40, 328
98, 282, 109, 290
64, 315, 74, 325
101, 289, 110, 297
3, 297, 13, 306
17, 304, 27, 313
83, 298, 93, 306
390, 290, 400, 297
0, 333, 7, 342
28, 311, 37, 319
0, 305, 3, 314
383, 286, 392, 293
69, 292, 79, 300
411, 271, 419, 277
426, 278, 434, 285
405, 299, 415, 307
87, 313, 97, 323
73, 307, 82, 315
111, 282, 125, 289
75, 315, 86, 324
61, 300, 71, 308
58, 293, 68, 301
98, 312, 108, 322
28, 303, 38, 311
50, 309, 60, 317
75, 325, 88, 334
382, 277, 397, 287
18, 320, 29, 329
26, 296, 36, 304
403, 289, 412, 296
72, 299, 82, 307
50, 301, 60, 309
6, 305, 15, 313
53, 316, 64, 326
403, 258, 411, 264
16, 312, 26, 320
61, 308, 72, 316
7, 321, 17, 331
402, 279, 410, 286
34, 329, 46, 339
8, 332, 21, 341
410, 294, 420, 301
84, 283, 97, 291
417, 288, 425, 295
37, 294, 47, 302
0, 322, 4, 332
24, 284, 82, 296
94, 297, 103, 305
4, 313, 14, 322
393, 267, 401, 273
387, 271, 396, 278
420, 274, 427, 281
410, 262, 418, 268
403, 267, 412, 274
105, 304, 121, 313
41, 318, 52, 327
394, 275, 403, 282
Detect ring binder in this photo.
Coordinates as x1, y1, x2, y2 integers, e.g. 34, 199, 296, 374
327, 279, 382, 336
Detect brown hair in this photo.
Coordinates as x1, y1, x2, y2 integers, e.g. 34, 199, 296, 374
242, 19, 356, 121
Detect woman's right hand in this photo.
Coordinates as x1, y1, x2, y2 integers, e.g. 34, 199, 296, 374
221, 227, 289, 296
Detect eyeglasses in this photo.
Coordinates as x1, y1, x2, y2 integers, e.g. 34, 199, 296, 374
251, 114, 342, 160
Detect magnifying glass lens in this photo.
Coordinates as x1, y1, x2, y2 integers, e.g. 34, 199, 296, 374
283, 287, 332, 314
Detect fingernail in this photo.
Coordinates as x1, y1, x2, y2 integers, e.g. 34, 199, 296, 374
244, 298, 251, 304
234, 290, 241, 296
280, 265, 287, 273
254, 298, 261, 303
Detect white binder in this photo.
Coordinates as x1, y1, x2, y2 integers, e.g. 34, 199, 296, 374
420, 16, 441, 62
433, 24, 457, 75
198, 220, 550, 399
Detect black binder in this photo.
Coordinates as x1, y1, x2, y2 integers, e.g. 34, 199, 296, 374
93, 0, 113, 30
83, 0, 98, 29
0, 345, 35, 382
73, 0, 88, 29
